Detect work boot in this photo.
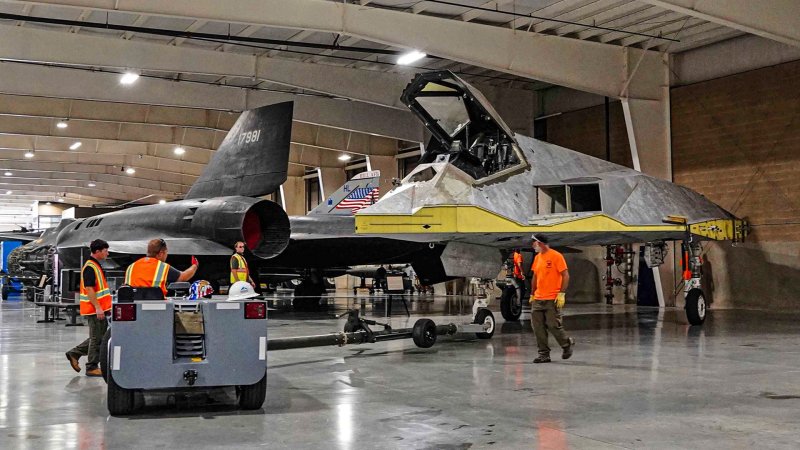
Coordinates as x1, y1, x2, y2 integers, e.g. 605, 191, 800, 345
65, 352, 81, 373
85, 367, 102, 377
533, 355, 551, 364
562, 338, 575, 360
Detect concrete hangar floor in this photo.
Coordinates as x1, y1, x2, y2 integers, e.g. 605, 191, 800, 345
1, 291, 798, 449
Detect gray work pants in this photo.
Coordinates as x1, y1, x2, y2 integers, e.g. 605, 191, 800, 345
68, 313, 109, 369
530, 300, 570, 356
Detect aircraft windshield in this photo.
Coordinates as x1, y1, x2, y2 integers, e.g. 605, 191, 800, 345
416, 92, 470, 137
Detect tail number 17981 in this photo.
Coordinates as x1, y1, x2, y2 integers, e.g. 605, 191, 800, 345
238, 129, 261, 144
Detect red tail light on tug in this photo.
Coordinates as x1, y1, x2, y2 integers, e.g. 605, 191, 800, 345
244, 302, 266, 319
114, 304, 137, 321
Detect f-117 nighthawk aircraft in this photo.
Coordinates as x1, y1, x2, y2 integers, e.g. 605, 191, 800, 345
354, 71, 748, 325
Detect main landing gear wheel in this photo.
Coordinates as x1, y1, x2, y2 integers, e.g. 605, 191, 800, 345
500, 286, 523, 321
412, 318, 437, 348
474, 309, 495, 339
685, 288, 706, 326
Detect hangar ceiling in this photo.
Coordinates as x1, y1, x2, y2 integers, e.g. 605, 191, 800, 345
0, 0, 795, 225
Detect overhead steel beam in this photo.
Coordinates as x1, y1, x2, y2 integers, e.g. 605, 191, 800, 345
0, 61, 424, 142
0, 25, 412, 110
637, 0, 800, 48
14, 0, 663, 100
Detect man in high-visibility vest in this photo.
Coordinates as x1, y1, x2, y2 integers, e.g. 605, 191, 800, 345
230, 241, 255, 287
124, 238, 198, 297
65, 239, 112, 377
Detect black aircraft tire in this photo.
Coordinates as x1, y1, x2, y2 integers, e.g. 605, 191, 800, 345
474, 309, 495, 339
99, 329, 111, 383
107, 370, 135, 416
412, 318, 437, 348
685, 288, 707, 326
238, 371, 267, 410
500, 286, 522, 321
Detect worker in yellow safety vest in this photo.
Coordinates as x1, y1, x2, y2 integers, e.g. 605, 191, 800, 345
124, 238, 198, 297
66, 239, 112, 377
230, 241, 255, 287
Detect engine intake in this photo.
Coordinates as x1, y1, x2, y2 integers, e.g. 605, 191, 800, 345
190, 197, 290, 259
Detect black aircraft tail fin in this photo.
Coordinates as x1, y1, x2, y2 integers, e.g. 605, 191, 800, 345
185, 102, 293, 200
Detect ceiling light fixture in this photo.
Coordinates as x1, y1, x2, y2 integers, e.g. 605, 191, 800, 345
24, 151, 34, 158
126, 167, 136, 175
56, 119, 68, 129
5, 190, 11, 195
397, 50, 426, 65
87, 182, 96, 187
4, 172, 12, 176
159, 199, 166, 205
69, 142, 82, 150
120, 71, 140, 85
173, 146, 186, 156
338, 154, 352, 161
58, 198, 65, 203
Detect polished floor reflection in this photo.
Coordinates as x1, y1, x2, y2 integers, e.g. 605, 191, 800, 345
2, 293, 800, 449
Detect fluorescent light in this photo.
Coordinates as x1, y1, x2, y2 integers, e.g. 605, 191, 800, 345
69, 142, 82, 150
338, 154, 352, 161
397, 50, 426, 65
56, 120, 68, 129
125, 167, 136, 174
159, 199, 166, 205
87, 182, 96, 187
3, 172, 11, 176
58, 198, 65, 203
5, 190, 11, 195
120, 71, 140, 85
24, 151, 34, 158
173, 146, 186, 156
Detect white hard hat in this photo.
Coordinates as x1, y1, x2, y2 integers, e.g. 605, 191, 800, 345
227, 281, 259, 301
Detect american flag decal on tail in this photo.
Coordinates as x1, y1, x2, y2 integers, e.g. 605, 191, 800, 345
336, 186, 380, 213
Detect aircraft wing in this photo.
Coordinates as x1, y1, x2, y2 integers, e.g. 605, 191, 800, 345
0, 232, 40, 243
58, 238, 233, 256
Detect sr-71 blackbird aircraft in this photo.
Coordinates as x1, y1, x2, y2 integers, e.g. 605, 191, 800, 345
6, 102, 295, 298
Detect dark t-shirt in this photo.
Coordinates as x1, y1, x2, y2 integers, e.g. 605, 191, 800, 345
166, 266, 181, 284
82, 256, 103, 287
375, 267, 387, 280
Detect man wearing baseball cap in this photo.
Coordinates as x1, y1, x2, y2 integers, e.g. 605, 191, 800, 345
529, 234, 575, 363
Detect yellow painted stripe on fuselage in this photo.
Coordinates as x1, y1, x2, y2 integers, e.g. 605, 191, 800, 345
356, 205, 680, 234
355, 205, 744, 241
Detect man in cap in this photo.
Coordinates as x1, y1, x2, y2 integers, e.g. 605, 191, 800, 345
529, 234, 575, 363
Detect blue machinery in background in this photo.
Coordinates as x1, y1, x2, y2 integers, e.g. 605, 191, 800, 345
1, 240, 23, 300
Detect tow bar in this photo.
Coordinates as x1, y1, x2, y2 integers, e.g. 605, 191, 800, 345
267, 308, 494, 351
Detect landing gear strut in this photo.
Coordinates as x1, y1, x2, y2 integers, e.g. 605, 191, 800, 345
682, 241, 706, 326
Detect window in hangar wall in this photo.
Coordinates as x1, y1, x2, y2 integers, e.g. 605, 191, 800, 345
397, 152, 421, 178
305, 171, 321, 213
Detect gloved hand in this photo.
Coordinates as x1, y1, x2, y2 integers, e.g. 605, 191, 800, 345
529, 295, 536, 304
191, 256, 199, 266
555, 292, 566, 309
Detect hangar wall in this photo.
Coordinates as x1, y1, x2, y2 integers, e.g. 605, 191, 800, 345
671, 59, 800, 310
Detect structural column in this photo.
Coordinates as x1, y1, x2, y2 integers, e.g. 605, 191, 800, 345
621, 52, 677, 307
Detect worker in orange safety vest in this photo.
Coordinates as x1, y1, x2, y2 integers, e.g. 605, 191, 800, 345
65, 239, 112, 377
124, 238, 198, 297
